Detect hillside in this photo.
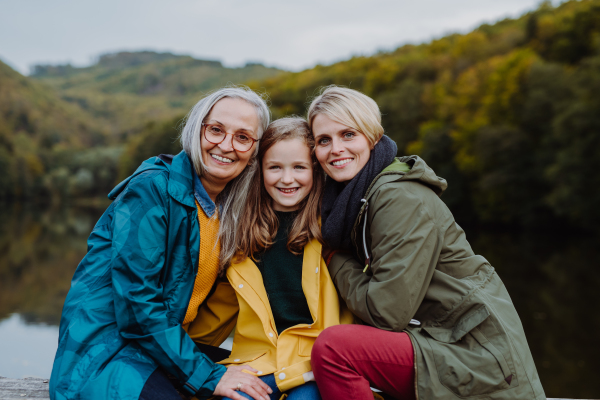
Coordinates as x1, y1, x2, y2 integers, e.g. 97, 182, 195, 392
120, 0, 600, 232
32, 51, 284, 135
4, 0, 600, 233
245, 0, 600, 230
0, 59, 114, 200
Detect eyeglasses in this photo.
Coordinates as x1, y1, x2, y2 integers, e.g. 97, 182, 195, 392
202, 123, 259, 152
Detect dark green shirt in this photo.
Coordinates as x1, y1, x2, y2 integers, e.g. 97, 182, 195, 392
255, 211, 313, 334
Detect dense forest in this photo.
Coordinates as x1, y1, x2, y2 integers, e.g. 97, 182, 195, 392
1, 0, 600, 233
251, 0, 600, 231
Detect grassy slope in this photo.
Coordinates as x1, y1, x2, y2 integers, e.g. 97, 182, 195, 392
32, 51, 284, 136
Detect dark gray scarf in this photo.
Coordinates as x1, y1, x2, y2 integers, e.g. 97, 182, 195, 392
321, 135, 397, 251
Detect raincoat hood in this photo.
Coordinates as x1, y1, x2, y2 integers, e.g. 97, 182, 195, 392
108, 157, 171, 200
108, 152, 197, 209
364, 156, 448, 202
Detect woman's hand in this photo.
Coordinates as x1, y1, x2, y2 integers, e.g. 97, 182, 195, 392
213, 365, 272, 400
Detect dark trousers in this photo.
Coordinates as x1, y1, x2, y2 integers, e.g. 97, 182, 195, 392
138, 344, 231, 400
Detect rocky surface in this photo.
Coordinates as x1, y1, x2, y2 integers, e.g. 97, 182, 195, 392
0, 376, 595, 400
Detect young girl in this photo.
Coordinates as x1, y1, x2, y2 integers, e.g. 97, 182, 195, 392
186, 117, 353, 400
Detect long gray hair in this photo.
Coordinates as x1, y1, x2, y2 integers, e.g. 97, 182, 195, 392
180, 86, 270, 272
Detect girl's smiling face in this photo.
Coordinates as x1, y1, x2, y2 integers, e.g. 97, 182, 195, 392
312, 113, 373, 183
262, 138, 313, 212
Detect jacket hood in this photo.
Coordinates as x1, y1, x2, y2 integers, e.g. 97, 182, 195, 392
365, 156, 448, 200
396, 155, 448, 195
107, 151, 196, 209
108, 156, 171, 200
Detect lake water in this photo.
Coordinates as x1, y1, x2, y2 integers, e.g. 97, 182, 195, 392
0, 203, 598, 398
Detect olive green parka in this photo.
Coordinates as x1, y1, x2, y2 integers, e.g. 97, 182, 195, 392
328, 156, 546, 400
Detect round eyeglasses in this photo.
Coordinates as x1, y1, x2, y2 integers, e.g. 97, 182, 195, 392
202, 123, 259, 152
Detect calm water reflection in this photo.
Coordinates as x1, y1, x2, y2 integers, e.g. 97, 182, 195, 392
0, 203, 598, 398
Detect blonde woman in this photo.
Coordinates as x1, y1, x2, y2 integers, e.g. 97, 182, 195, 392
307, 86, 545, 400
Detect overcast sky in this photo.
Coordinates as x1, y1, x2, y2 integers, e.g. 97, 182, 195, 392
1, 0, 559, 75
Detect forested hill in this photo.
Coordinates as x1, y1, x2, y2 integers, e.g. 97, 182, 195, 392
31, 51, 283, 135
3, 0, 600, 232
0, 59, 110, 200
247, 0, 600, 230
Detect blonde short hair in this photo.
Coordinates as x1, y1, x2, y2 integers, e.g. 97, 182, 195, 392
307, 86, 383, 147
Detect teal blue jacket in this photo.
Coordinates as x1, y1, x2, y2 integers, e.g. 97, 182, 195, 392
50, 151, 227, 400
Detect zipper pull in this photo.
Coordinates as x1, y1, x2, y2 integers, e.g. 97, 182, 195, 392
361, 199, 370, 273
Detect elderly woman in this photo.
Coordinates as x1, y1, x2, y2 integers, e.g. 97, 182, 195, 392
50, 87, 273, 400
307, 86, 546, 400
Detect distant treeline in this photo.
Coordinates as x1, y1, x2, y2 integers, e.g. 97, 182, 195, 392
1, 0, 600, 233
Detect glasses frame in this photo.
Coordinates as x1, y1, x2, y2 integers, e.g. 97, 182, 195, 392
201, 123, 259, 153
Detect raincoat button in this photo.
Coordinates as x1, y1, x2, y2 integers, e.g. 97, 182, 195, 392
315, 267, 319, 273
234, 359, 240, 362
257, 371, 263, 375
279, 373, 286, 380
269, 332, 274, 337
238, 284, 243, 288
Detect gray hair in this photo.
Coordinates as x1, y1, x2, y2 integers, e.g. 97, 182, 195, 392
180, 86, 271, 271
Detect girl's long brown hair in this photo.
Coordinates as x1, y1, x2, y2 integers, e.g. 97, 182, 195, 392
235, 117, 324, 261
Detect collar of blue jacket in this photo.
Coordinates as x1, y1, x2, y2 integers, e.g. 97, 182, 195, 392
193, 172, 216, 217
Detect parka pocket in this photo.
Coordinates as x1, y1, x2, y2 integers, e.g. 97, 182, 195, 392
421, 305, 517, 397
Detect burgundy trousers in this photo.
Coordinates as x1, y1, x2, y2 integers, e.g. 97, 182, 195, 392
311, 325, 416, 400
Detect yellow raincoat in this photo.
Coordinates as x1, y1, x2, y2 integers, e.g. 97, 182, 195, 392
186, 237, 353, 392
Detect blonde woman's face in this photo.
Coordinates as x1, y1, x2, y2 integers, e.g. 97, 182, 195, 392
312, 114, 372, 183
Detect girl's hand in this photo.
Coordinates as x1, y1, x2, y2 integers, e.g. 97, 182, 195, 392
213, 365, 272, 400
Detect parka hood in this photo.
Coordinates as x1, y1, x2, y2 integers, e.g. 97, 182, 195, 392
365, 155, 448, 200
107, 152, 196, 209
108, 155, 171, 200
396, 155, 448, 195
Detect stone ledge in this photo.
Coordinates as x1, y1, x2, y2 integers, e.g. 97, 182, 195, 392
0, 376, 596, 400
0, 377, 49, 400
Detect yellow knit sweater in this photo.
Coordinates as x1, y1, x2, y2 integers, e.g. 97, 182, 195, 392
182, 200, 221, 325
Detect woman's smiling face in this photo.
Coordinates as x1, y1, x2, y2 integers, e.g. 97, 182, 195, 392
312, 113, 373, 183
200, 97, 259, 188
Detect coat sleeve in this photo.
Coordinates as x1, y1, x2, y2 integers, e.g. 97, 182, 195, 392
329, 181, 442, 332
110, 171, 225, 399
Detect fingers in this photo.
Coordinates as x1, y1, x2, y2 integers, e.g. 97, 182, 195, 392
240, 377, 270, 400
231, 366, 271, 397
222, 388, 247, 400
255, 376, 271, 394
240, 364, 258, 373
239, 383, 269, 400
213, 365, 272, 400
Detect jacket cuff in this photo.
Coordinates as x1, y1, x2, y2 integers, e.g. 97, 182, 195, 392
328, 252, 355, 281
275, 360, 313, 392
183, 362, 227, 399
